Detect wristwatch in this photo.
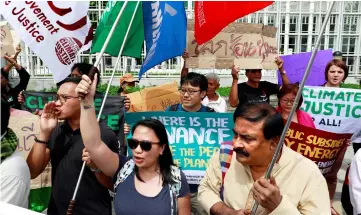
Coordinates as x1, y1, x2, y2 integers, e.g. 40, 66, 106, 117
90, 167, 102, 173
280, 70, 286, 74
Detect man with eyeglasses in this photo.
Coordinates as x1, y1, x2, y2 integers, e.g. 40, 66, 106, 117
166, 72, 214, 113
26, 77, 119, 215
229, 57, 290, 109
165, 72, 214, 215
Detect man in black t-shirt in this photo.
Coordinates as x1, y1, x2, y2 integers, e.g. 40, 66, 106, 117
26, 77, 118, 215
229, 57, 290, 108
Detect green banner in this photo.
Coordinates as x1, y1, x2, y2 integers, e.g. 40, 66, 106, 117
126, 112, 234, 184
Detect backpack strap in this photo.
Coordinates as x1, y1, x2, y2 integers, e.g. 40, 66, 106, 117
114, 159, 135, 192
169, 104, 180, 111
206, 106, 215, 112
169, 165, 181, 215
219, 141, 234, 200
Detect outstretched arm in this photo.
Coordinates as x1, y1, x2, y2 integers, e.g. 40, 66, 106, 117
76, 74, 119, 177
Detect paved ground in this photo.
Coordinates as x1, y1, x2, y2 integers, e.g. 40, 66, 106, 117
333, 146, 355, 215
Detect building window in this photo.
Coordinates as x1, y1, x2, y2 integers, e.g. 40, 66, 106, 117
281, 17, 286, 33
312, 16, 318, 33
343, 15, 358, 34
290, 15, 298, 33
280, 35, 285, 53
301, 36, 308, 52
302, 15, 309, 33
342, 36, 357, 54
329, 15, 337, 33
328, 36, 336, 50
344, 56, 355, 74
288, 36, 297, 53
267, 14, 276, 26
344, 2, 360, 13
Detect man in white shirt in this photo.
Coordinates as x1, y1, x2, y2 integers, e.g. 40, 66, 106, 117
349, 149, 361, 215
202, 73, 228, 113
0, 99, 30, 208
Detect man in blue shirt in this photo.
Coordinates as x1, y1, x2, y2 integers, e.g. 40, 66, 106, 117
166, 72, 213, 215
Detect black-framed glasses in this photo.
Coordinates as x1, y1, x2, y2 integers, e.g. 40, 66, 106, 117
179, 88, 201, 95
55, 94, 79, 104
127, 138, 159, 152
281, 98, 295, 105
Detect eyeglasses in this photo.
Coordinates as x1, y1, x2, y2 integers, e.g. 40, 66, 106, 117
127, 138, 160, 152
179, 88, 201, 95
281, 98, 295, 105
55, 94, 79, 104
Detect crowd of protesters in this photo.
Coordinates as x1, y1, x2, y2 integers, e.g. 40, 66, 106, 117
1, 48, 361, 215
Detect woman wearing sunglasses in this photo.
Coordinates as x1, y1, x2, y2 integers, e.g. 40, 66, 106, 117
75, 74, 191, 215
276, 83, 315, 128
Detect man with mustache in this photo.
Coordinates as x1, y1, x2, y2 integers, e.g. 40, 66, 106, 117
229, 57, 290, 109
198, 103, 331, 215
26, 77, 119, 215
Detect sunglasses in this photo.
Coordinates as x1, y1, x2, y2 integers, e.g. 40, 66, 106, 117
127, 138, 159, 152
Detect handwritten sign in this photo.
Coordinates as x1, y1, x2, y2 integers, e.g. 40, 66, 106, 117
285, 122, 351, 175
186, 20, 278, 70
0, 21, 15, 57
278, 50, 333, 86
8, 115, 40, 159
127, 82, 181, 112
126, 112, 234, 184
301, 86, 361, 134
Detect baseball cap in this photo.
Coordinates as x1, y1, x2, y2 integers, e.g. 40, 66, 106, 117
120, 74, 139, 85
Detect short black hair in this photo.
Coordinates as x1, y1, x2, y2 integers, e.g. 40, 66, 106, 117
71, 63, 101, 86
180, 72, 208, 92
1, 99, 10, 135
233, 103, 284, 140
57, 77, 82, 87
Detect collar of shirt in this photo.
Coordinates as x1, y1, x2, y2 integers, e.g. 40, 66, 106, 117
60, 121, 80, 134
204, 93, 222, 104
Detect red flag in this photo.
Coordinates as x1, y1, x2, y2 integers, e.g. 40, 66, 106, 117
195, 1, 274, 44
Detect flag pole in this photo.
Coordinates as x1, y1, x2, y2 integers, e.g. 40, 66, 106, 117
250, 1, 335, 214
67, 1, 130, 214
97, 0, 141, 121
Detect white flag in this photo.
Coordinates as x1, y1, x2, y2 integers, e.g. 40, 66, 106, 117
0, 1, 93, 82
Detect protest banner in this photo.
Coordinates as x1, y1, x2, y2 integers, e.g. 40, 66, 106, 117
22, 91, 125, 143
127, 82, 181, 112
301, 86, 361, 134
285, 122, 351, 175
126, 112, 234, 184
186, 20, 278, 70
0, 1, 93, 82
0, 202, 43, 215
0, 21, 15, 57
278, 50, 333, 86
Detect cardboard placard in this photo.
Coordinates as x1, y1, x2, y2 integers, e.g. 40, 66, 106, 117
8, 114, 40, 159
127, 82, 181, 112
186, 20, 278, 70
0, 21, 15, 57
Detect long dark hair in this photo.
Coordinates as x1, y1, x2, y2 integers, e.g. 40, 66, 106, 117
131, 119, 176, 185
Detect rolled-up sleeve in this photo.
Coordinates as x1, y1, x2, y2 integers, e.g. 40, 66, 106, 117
198, 151, 223, 214
349, 151, 361, 215
271, 168, 330, 215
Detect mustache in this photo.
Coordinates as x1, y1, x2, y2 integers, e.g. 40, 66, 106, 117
234, 148, 250, 157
